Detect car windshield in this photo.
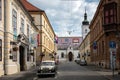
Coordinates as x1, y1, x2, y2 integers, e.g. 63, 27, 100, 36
81, 60, 85, 62
41, 62, 55, 66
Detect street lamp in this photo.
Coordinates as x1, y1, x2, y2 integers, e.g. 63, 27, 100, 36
40, 49, 45, 63
30, 47, 34, 55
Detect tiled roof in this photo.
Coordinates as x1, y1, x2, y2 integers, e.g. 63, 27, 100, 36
20, 0, 43, 12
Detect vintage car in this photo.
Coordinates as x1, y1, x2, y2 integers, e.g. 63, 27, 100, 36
37, 60, 57, 77
79, 60, 87, 66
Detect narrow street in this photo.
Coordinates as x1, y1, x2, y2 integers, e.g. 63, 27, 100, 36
0, 61, 110, 80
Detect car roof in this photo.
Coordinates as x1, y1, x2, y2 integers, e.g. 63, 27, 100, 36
42, 60, 55, 63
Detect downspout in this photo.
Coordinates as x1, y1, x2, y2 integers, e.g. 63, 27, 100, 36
4, 0, 6, 75
39, 13, 42, 64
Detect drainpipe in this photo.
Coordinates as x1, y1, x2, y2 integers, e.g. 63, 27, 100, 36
4, 0, 7, 75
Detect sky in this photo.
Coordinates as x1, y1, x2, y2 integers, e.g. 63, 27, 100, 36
28, 0, 100, 37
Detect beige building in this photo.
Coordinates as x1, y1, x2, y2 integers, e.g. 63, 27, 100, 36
79, 32, 91, 64
21, 0, 57, 65
0, 0, 5, 76
0, 0, 39, 76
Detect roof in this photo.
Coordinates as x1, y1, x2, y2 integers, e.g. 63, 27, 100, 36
20, 0, 43, 12
42, 60, 55, 63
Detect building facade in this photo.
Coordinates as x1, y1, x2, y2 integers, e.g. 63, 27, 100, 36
0, 0, 5, 76
79, 32, 91, 64
0, 0, 38, 76
57, 37, 82, 62
90, 0, 120, 69
21, 0, 56, 65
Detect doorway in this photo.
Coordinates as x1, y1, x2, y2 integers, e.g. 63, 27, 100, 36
68, 52, 73, 61
19, 46, 25, 71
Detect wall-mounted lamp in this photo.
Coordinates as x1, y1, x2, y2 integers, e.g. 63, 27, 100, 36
30, 47, 34, 55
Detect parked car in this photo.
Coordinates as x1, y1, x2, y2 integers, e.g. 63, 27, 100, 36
79, 60, 87, 66
37, 60, 57, 77
74, 58, 80, 64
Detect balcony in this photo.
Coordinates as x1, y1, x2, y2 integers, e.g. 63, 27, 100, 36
103, 23, 118, 32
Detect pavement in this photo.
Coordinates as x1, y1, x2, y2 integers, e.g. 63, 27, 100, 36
0, 67, 38, 80
0, 64, 120, 80
84, 64, 120, 80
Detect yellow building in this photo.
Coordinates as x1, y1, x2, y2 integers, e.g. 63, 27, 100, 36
79, 9, 91, 64
79, 32, 91, 64
21, 0, 57, 65
0, 0, 38, 76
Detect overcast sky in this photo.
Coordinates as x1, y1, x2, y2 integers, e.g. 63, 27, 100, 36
28, 0, 100, 37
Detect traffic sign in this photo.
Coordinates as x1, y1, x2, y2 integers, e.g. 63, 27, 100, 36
109, 41, 116, 48
93, 41, 97, 49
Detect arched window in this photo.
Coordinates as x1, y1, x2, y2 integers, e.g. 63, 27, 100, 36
85, 29, 87, 33
61, 52, 64, 58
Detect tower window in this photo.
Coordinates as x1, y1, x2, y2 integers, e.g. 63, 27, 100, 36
85, 29, 87, 33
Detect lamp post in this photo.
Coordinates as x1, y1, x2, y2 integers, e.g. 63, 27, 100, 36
30, 47, 34, 55
54, 52, 57, 61
40, 49, 45, 63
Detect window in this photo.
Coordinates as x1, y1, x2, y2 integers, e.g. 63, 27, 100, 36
0, 0, 2, 20
105, 11, 108, 16
12, 50, 17, 61
20, 18, 24, 33
110, 9, 113, 15
104, 2, 117, 25
27, 48, 30, 61
61, 52, 64, 58
85, 29, 87, 33
0, 39, 2, 61
12, 9, 17, 40
105, 18, 109, 24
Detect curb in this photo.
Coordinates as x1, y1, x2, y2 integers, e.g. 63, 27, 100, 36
104, 76, 113, 80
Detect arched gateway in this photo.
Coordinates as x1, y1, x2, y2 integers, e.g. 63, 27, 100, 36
68, 52, 73, 61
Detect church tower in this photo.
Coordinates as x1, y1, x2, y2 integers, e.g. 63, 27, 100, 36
81, 8, 90, 39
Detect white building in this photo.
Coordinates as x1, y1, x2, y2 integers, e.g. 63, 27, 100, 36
81, 9, 90, 39
0, 0, 38, 76
57, 37, 82, 62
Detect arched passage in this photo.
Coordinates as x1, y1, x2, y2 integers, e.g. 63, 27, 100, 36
19, 46, 25, 71
68, 52, 73, 61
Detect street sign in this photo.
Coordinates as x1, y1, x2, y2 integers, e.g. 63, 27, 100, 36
93, 41, 97, 53
93, 41, 97, 49
109, 41, 116, 48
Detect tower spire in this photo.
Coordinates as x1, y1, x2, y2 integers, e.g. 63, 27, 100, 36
84, 7, 87, 21
82, 7, 89, 25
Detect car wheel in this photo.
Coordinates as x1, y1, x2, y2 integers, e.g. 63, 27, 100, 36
52, 74, 55, 77
37, 75, 41, 78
